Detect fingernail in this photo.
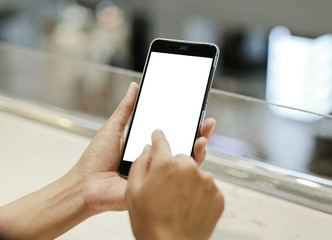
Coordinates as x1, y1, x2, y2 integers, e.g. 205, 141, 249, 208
131, 82, 138, 87
144, 144, 151, 152
153, 129, 163, 135
128, 82, 135, 90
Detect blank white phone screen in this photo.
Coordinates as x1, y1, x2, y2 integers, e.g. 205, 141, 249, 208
123, 52, 213, 162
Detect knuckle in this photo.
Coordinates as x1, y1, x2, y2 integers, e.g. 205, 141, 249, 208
158, 156, 175, 170
183, 160, 199, 175
203, 172, 215, 184
175, 153, 187, 158
181, 166, 196, 179
201, 171, 218, 191
203, 171, 214, 180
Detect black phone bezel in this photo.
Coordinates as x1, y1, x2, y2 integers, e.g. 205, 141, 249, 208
117, 38, 219, 178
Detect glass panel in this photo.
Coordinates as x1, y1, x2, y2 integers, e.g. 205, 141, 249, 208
0, 42, 140, 117
207, 89, 332, 180
1, 42, 331, 213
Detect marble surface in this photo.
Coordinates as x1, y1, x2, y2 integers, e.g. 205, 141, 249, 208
0, 111, 331, 240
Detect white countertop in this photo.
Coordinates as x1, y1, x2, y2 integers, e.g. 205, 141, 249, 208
0, 111, 331, 240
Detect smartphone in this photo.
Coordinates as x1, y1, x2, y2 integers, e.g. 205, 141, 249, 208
118, 38, 219, 177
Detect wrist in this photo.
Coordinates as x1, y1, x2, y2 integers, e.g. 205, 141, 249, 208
133, 224, 191, 240
69, 166, 101, 216
36, 170, 95, 238
0, 168, 95, 240
74, 164, 127, 212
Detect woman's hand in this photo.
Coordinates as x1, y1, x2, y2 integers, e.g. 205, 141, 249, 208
126, 130, 224, 240
73, 82, 216, 214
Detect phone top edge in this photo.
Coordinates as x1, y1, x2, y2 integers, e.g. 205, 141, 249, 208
150, 38, 219, 58
152, 38, 219, 49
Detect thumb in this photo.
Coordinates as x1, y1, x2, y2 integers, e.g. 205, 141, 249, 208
127, 145, 152, 191
104, 82, 138, 133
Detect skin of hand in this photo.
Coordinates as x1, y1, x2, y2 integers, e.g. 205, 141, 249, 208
74, 82, 216, 213
126, 130, 224, 240
0, 82, 216, 240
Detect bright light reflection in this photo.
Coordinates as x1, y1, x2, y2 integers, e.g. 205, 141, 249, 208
267, 167, 288, 176
266, 26, 332, 122
57, 118, 74, 128
296, 178, 321, 188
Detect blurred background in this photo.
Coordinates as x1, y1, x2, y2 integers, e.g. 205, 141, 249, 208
1, 0, 332, 179
1, 0, 332, 106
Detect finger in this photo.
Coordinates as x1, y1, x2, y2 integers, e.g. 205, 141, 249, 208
200, 118, 216, 140
193, 136, 208, 166
127, 145, 152, 190
150, 129, 172, 166
90, 82, 138, 160
107, 82, 139, 132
